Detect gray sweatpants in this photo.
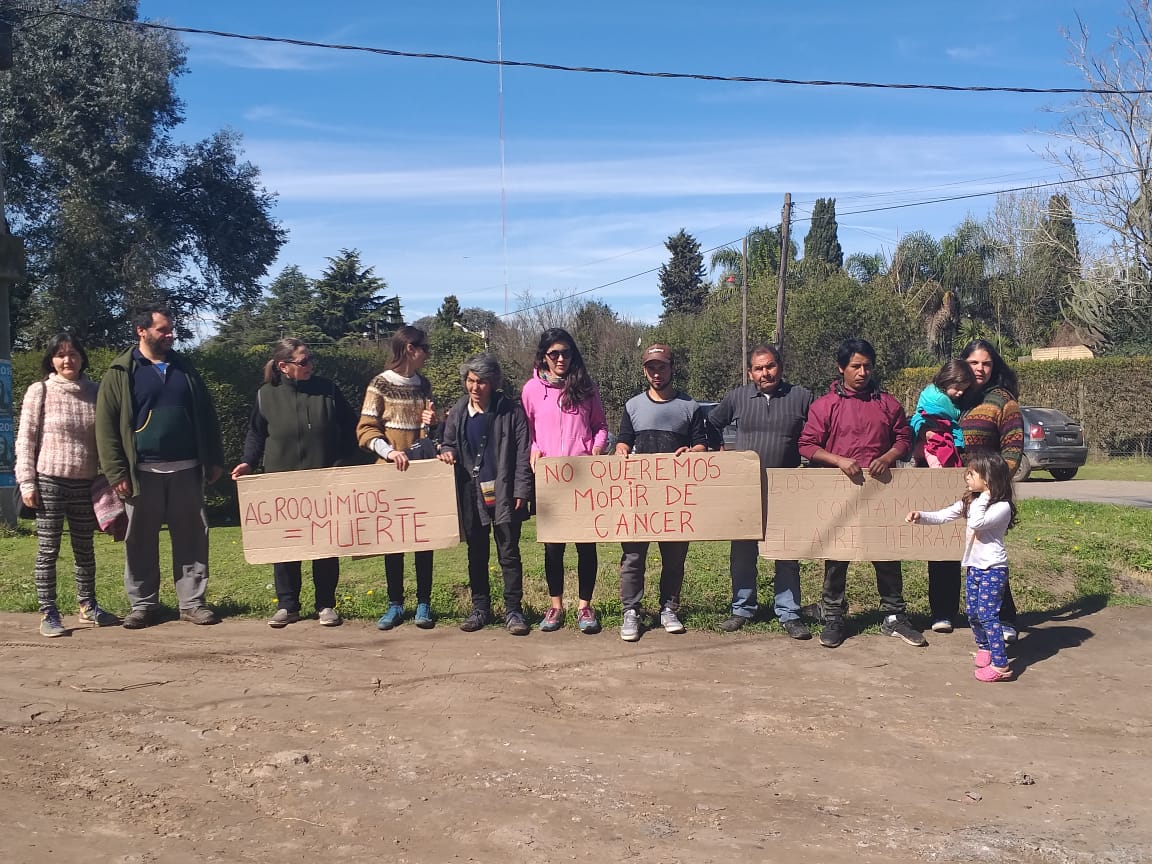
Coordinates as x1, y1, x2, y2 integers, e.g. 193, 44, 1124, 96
123, 468, 210, 611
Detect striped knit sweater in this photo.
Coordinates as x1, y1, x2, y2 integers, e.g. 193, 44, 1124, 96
15, 374, 100, 492
960, 386, 1023, 471
356, 369, 431, 459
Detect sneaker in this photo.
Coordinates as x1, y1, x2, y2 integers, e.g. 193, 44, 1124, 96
460, 609, 490, 632
819, 618, 847, 648
539, 607, 565, 632
620, 609, 641, 642
39, 608, 66, 638
317, 608, 342, 627
881, 614, 927, 647
782, 619, 813, 640
505, 611, 530, 636
659, 607, 686, 634
122, 607, 158, 630
180, 606, 220, 625
719, 615, 748, 632
576, 606, 601, 634
376, 604, 405, 631
78, 602, 120, 627
268, 608, 300, 628
414, 602, 434, 629
931, 619, 954, 633
1001, 624, 1018, 643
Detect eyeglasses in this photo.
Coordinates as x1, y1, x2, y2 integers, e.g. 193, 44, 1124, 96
413, 343, 430, 354
285, 356, 313, 367
546, 349, 573, 361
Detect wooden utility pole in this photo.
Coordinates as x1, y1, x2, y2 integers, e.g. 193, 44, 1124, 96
740, 234, 748, 374
774, 193, 792, 349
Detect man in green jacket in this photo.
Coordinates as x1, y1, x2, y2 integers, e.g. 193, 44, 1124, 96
96, 305, 225, 629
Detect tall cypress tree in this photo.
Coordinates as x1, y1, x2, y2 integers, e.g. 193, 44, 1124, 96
1035, 194, 1082, 333
803, 198, 844, 270
658, 229, 708, 318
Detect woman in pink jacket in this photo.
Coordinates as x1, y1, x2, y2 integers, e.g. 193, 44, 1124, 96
521, 328, 609, 633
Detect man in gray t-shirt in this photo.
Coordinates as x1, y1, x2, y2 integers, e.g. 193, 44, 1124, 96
614, 344, 708, 642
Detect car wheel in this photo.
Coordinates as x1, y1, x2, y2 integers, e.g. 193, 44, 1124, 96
1050, 467, 1078, 481
1014, 454, 1032, 482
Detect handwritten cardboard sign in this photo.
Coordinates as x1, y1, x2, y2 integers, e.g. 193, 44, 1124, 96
534, 451, 763, 543
759, 467, 968, 561
236, 460, 461, 564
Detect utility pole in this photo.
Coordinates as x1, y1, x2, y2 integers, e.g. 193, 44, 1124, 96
0, 13, 28, 526
774, 193, 792, 349
740, 234, 748, 376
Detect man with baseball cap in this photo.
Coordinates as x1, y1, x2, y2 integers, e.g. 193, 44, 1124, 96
614, 344, 708, 642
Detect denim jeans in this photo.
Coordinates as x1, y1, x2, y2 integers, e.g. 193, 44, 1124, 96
729, 539, 801, 622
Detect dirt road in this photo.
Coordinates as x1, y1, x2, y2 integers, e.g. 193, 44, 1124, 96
1, 605, 1149, 864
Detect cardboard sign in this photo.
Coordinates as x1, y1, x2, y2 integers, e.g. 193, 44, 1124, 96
534, 451, 763, 543
236, 460, 461, 564
759, 467, 968, 561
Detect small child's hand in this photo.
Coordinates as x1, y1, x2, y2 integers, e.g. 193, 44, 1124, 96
905, 511, 921, 523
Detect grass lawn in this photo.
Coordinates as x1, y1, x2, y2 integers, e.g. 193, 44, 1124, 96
1074, 458, 1152, 482
2, 499, 1149, 634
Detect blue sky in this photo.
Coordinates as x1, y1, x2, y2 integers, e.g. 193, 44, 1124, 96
139, 0, 1124, 326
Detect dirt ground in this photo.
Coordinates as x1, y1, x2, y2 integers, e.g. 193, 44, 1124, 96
1, 604, 1149, 864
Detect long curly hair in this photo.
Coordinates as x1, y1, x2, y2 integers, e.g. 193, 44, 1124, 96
533, 327, 594, 410
962, 451, 1017, 529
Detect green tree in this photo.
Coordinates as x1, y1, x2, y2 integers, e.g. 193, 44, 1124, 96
435, 294, 463, 329
658, 229, 707, 318
0, 0, 285, 346
311, 249, 402, 344
802, 198, 844, 272
709, 225, 795, 290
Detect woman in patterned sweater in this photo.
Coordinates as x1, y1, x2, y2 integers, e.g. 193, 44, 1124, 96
927, 339, 1024, 638
15, 334, 119, 637
356, 326, 439, 630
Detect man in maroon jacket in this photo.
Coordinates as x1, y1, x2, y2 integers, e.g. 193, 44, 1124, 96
798, 338, 927, 649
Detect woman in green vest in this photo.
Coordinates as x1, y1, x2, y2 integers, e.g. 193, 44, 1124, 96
232, 339, 359, 628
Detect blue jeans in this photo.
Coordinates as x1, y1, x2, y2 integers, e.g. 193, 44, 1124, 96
730, 540, 802, 622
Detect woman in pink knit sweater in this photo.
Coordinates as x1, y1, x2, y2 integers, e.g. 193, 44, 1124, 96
521, 328, 609, 633
15, 334, 119, 637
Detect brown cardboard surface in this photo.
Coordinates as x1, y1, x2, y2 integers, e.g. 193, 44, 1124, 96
236, 460, 461, 564
534, 451, 763, 543
759, 467, 968, 561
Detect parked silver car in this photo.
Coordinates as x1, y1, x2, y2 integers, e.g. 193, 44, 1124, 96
1016, 406, 1088, 481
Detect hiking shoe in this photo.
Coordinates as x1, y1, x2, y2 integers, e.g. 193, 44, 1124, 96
122, 607, 159, 629
40, 609, 66, 638
78, 602, 120, 627
180, 606, 220, 625
719, 615, 748, 632
620, 609, 642, 642
460, 609, 490, 632
505, 611, 530, 636
659, 607, 686, 634
819, 618, 847, 648
881, 614, 927, 647
539, 607, 565, 632
576, 606, 601, 634
376, 604, 405, 631
268, 608, 300, 628
317, 607, 342, 627
1001, 624, 1018, 643
782, 619, 813, 640
931, 619, 954, 634
414, 602, 434, 629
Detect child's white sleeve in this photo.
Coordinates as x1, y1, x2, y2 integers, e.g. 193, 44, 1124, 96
916, 500, 965, 525
967, 494, 1012, 533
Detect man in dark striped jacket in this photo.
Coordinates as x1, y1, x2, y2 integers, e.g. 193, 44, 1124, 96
707, 344, 814, 639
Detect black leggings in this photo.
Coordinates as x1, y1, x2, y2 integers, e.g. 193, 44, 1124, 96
543, 542, 598, 602
384, 551, 434, 606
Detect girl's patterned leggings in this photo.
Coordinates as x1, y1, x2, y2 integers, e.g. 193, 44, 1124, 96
965, 564, 1009, 668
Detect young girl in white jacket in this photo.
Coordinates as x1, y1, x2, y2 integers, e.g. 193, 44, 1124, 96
907, 451, 1017, 682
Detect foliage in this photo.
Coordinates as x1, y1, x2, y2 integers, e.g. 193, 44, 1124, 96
0, 0, 284, 346
801, 197, 844, 271
435, 295, 463, 329
312, 249, 402, 345
657, 229, 708, 319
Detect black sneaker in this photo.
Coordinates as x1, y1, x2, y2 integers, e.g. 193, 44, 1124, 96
881, 614, 928, 647
819, 618, 847, 648
505, 611, 530, 636
459, 609, 490, 632
719, 615, 748, 632
800, 602, 826, 624
782, 619, 813, 640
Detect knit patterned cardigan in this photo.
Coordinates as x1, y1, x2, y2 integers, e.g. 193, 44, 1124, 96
959, 386, 1023, 472
14, 374, 100, 492
356, 369, 432, 459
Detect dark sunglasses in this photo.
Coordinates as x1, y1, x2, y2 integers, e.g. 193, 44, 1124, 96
545, 349, 573, 361
285, 356, 313, 367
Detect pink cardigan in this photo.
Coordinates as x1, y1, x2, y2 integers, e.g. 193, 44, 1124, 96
521, 374, 609, 458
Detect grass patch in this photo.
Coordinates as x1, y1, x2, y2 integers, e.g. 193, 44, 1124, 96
1, 499, 1148, 632
1074, 458, 1152, 482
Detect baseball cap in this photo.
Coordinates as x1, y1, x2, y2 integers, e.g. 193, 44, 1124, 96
641, 344, 672, 365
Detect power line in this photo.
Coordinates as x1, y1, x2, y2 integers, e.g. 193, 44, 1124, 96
11, 6, 1152, 96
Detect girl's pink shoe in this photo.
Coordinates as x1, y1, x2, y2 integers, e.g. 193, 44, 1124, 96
974, 665, 1012, 682
974, 649, 992, 668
